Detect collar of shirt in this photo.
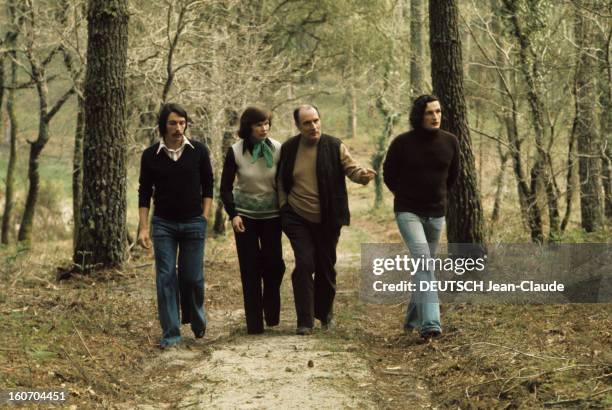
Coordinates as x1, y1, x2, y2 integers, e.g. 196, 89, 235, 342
156, 136, 194, 161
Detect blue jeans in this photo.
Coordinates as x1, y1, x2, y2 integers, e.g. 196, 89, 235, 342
395, 212, 445, 335
152, 215, 207, 346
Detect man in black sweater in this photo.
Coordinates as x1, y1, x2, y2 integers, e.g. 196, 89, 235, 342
138, 103, 213, 348
383, 94, 459, 340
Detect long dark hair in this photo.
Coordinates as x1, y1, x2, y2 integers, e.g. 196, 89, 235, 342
409, 94, 439, 130
158, 103, 190, 137
238, 106, 272, 139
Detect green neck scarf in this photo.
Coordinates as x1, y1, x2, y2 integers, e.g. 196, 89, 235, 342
251, 139, 274, 168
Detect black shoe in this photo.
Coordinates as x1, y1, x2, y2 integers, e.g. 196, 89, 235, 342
247, 328, 264, 335
296, 326, 313, 335
159, 343, 180, 350
420, 329, 441, 340
321, 319, 335, 331
194, 328, 206, 339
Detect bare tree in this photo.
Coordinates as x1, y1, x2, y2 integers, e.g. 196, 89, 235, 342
1, 0, 22, 244
502, 0, 561, 240
17, 2, 75, 243
465, 2, 590, 241
594, 2, 612, 218
574, 0, 604, 232
54, 0, 87, 246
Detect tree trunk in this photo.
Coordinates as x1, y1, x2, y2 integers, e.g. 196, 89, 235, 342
409, 0, 424, 97
72, 97, 85, 246
0, 56, 4, 134
429, 0, 484, 243
561, 104, 577, 232
1, 53, 17, 244
18, 85, 74, 242
212, 122, 230, 235
603, 145, 612, 218
74, 0, 129, 269
575, 0, 604, 232
161, 1, 188, 104
346, 82, 357, 139
213, 109, 238, 236
18, 124, 46, 242
372, 57, 398, 209
502, 0, 559, 242
212, 194, 226, 235
597, 21, 611, 218
345, 37, 357, 140
372, 114, 398, 208
486, 1, 542, 240
490, 141, 508, 228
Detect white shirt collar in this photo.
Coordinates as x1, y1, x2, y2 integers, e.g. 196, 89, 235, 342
156, 136, 194, 154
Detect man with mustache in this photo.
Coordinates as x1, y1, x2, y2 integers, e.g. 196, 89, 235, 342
278, 105, 376, 335
138, 103, 213, 348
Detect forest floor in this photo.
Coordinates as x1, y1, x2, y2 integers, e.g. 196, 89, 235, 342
1, 207, 611, 409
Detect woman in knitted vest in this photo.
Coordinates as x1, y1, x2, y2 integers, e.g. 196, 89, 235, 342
220, 107, 286, 334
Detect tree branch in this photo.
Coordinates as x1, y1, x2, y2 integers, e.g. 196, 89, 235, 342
46, 86, 75, 121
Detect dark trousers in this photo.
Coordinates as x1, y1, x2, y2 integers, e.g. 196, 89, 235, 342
281, 206, 341, 328
234, 216, 285, 333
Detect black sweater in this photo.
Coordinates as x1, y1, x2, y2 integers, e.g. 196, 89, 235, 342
383, 128, 460, 217
138, 140, 214, 221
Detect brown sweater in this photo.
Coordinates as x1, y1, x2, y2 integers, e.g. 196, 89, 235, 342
279, 138, 370, 223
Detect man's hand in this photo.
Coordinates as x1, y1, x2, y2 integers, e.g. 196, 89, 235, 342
232, 216, 245, 233
359, 168, 377, 185
138, 227, 152, 249
202, 197, 212, 223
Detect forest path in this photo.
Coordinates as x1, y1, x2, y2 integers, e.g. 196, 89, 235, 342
118, 211, 432, 409
127, 271, 380, 409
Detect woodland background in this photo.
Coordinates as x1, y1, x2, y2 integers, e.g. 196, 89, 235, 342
0, 0, 610, 408
0, 0, 609, 258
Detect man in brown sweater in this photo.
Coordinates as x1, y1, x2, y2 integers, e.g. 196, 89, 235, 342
278, 105, 376, 335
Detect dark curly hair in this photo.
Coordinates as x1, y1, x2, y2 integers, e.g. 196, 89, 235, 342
158, 103, 190, 137
238, 106, 272, 139
409, 94, 440, 130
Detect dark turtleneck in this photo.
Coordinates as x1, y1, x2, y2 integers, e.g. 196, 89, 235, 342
382, 127, 460, 217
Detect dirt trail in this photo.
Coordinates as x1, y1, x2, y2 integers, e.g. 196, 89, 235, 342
180, 335, 373, 408
127, 310, 377, 409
